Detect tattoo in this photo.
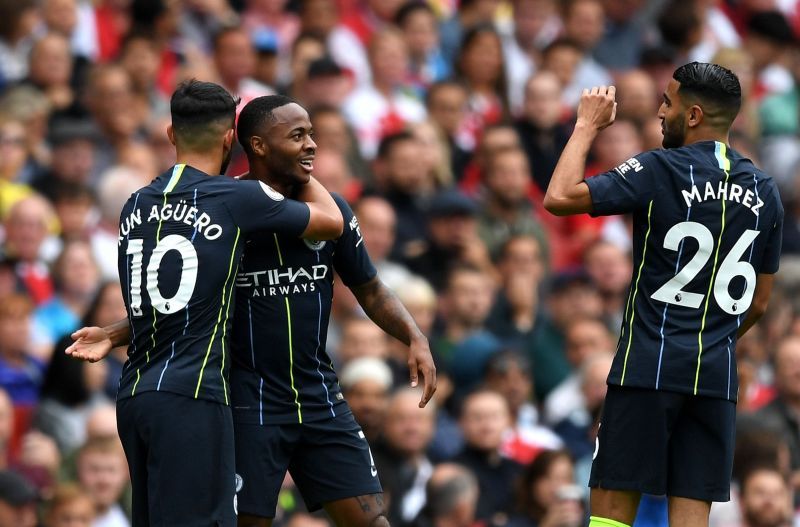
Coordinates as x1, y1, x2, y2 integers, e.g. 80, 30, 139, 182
375, 494, 384, 507
356, 496, 371, 513
353, 279, 421, 346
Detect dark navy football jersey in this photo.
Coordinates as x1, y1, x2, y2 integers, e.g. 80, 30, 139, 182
585, 141, 783, 401
230, 194, 377, 424
117, 164, 310, 405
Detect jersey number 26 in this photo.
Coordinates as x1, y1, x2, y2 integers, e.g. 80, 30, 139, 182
651, 221, 759, 315
126, 234, 199, 317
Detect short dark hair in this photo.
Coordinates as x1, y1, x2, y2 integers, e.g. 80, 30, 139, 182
376, 130, 416, 160
170, 80, 239, 149
424, 79, 468, 108
236, 95, 297, 155
395, 1, 435, 27
672, 61, 741, 128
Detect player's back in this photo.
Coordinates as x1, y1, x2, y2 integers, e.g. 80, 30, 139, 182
587, 141, 783, 400
117, 164, 311, 404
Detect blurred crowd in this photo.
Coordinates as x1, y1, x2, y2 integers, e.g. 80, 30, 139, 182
0, 0, 800, 526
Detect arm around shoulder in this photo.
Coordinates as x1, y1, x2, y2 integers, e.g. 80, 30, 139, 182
298, 177, 344, 240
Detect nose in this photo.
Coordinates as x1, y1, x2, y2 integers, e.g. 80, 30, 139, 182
305, 134, 317, 151
657, 103, 666, 119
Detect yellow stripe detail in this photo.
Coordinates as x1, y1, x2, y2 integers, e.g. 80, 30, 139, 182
218, 237, 239, 405
273, 233, 284, 265
621, 200, 654, 384
285, 297, 302, 423
148, 164, 186, 363
195, 227, 241, 399
695, 169, 730, 393
131, 369, 141, 395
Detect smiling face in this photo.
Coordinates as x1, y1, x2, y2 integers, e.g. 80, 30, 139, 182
658, 78, 688, 149
255, 103, 317, 186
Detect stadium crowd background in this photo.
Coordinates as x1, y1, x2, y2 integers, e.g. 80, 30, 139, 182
0, 0, 799, 525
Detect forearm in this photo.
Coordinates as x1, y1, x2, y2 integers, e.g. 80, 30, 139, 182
737, 309, 764, 338
105, 318, 132, 347
544, 123, 597, 215
354, 279, 425, 347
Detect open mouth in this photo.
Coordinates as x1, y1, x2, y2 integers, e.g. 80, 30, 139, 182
299, 159, 314, 172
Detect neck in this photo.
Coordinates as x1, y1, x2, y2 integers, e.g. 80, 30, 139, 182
247, 163, 292, 197
685, 128, 730, 146
176, 150, 224, 176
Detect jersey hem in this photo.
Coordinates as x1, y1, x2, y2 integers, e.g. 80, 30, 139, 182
117, 382, 229, 405
607, 379, 737, 403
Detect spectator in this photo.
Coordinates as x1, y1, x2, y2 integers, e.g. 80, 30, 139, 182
582, 239, 632, 328
591, 0, 650, 69
0, 469, 37, 527
433, 265, 500, 394
412, 463, 480, 527
343, 28, 426, 159
0, 390, 13, 470
614, 68, 658, 128
507, 449, 583, 527
749, 335, 800, 495
396, 2, 450, 91
560, 0, 612, 101
309, 105, 368, 181
424, 80, 471, 177
460, 123, 522, 196
540, 38, 585, 109
406, 190, 494, 291
32, 119, 99, 201
743, 11, 796, 99
0, 86, 52, 177
353, 195, 413, 291
0, 294, 46, 408
476, 146, 548, 259
514, 71, 571, 194
213, 26, 273, 109
251, 28, 280, 91
454, 389, 523, 524
76, 437, 130, 527
241, 0, 299, 56
440, 0, 500, 63
544, 317, 614, 425
312, 148, 361, 203
49, 184, 96, 242
339, 357, 393, 443
373, 387, 436, 526
118, 32, 169, 122
44, 484, 95, 527
454, 24, 508, 142
336, 317, 390, 367
733, 468, 793, 527
0, 0, 39, 84
300, 57, 354, 110
409, 120, 454, 190
25, 33, 77, 114
32, 239, 100, 351
0, 118, 34, 217
484, 350, 563, 465
373, 132, 431, 262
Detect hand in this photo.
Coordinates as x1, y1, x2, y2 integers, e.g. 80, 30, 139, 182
576, 86, 617, 131
539, 499, 584, 527
65, 327, 113, 363
407, 336, 437, 408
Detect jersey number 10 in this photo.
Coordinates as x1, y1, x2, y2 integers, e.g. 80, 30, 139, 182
651, 221, 759, 315
126, 234, 199, 317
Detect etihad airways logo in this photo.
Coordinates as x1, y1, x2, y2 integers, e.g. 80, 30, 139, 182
236, 265, 329, 296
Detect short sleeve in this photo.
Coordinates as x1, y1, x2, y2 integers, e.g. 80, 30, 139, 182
331, 195, 377, 287
231, 180, 310, 237
758, 196, 783, 274
584, 150, 665, 216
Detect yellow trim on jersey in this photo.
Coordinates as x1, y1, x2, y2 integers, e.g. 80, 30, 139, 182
194, 227, 241, 400
148, 164, 186, 363
696, 144, 730, 393
218, 241, 239, 405
285, 297, 303, 423
273, 233, 284, 265
621, 200, 654, 384
131, 369, 141, 396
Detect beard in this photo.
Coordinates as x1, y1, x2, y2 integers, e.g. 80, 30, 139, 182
661, 113, 686, 149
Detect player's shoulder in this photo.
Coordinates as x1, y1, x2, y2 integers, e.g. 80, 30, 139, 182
331, 192, 353, 214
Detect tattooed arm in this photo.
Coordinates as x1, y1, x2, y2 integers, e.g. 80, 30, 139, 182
350, 277, 437, 407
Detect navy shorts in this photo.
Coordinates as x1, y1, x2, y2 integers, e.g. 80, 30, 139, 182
234, 412, 383, 518
589, 384, 736, 502
117, 392, 236, 526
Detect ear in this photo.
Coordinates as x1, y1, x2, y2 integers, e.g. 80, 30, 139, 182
687, 104, 704, 128
223, 128, 235, 148
250, 135, 268, 157
167, 124, 176, 146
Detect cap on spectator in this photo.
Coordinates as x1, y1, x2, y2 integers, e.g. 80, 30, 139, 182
0, 471, 38, 506
307, 56, 345, 79
428, 190, 478, 218
252, 28, 279, 54
748, 11, 796, 44
549, 268, 594, 294
339, 357, 393, 391
48, 119, 101, 147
